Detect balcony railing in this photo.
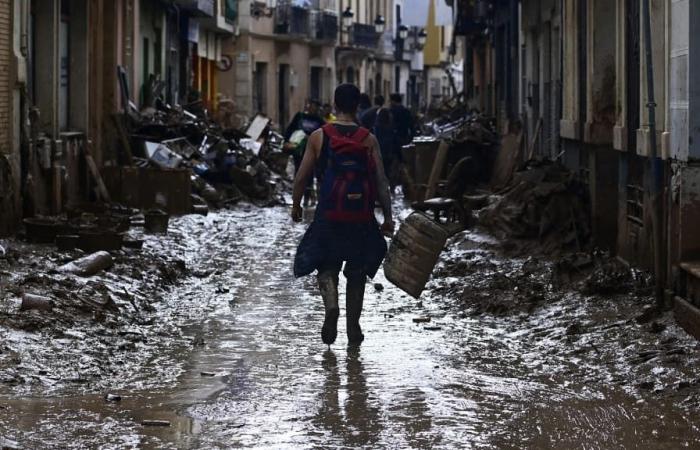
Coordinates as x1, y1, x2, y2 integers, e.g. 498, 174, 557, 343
310, 11, 338, 43
275, 3, 310, 36
174, 0, 215, 18
349, 23, 379, 49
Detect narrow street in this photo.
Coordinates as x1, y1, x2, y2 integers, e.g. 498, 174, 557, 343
2, 204, 700, 449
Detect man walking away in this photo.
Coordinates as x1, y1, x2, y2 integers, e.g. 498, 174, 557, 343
292, 84, 395, 346
359, 95, 385, 129
389, 93, 415, 146
284, 99, 325, 205
373, 108, 402, 191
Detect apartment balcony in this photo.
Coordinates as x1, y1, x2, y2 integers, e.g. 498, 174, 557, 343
174, 0, 215, 18
310, 11, 338, 43
274, 3, 310, 37
348, 23, 379, 50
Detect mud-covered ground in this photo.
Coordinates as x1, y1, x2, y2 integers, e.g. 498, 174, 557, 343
1, 203, 700, 449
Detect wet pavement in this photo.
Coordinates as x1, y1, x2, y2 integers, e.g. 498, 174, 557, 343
2, 205, 700, 449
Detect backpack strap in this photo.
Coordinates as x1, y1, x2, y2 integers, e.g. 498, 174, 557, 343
350, 127, 370, 143
321, 123, 340, 138
321, 123, 370, 143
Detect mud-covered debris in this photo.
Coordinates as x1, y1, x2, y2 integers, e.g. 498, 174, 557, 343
19, 294, 54, 312
105, 393, 122, 402
0, 437, 21, 450
141, 420, 171, 427
480, 160, 590, 255
58, 251, 114, 277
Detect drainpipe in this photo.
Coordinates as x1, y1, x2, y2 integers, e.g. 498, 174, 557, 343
642, 0, 665, 307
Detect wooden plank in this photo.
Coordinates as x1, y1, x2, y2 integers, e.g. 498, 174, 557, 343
526, 118, 543, 161
490, 131, 524, 189
424, 140, 450, 201
680, 261, 700, 281
84, 142, 111, 202
675, 296, 700, 340
112, 114, 134, 166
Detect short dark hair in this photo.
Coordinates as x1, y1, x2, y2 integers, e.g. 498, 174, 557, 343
374, 95, 385, 106
359, 93, 371, 110
334, 84, 361, 114
390, 93, 403, 103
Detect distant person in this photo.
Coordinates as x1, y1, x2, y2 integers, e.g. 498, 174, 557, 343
321, 103, 336, 123
389, 93, 415, 146
373, 108, 402, 190
359, 95, 385, 129
357, 93, 372, 123
292, 83, 394, 346
284, 99, 325, 205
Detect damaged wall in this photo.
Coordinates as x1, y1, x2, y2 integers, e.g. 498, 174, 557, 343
0, 0, 20, 236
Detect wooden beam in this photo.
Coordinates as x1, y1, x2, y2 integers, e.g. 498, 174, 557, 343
424, 140, 450, 201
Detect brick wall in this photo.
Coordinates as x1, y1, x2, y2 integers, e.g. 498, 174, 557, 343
0, 0, 11, 153
0, 0, 17, 236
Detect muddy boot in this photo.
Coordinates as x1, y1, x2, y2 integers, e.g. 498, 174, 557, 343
346, 276, 366, 345
318, 271, 340, 345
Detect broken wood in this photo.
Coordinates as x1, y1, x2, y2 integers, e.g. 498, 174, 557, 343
84, 143, 112, 203
112, 114, 134, 166
424, 140, 450, 201
526, 118, 543, 161
58, 251, 114, 277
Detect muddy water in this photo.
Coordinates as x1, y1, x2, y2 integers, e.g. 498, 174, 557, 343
1, 206, 700, 449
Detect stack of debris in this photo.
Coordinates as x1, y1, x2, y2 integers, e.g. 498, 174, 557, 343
108, 104, 290, 213
479, 160, 591, 255
106, 68, 291, 215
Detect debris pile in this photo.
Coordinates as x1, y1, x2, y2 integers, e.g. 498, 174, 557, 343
479, 160, 591, 255
118, 103, 290, 210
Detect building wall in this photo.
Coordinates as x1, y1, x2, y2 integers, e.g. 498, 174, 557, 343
0, 0, 20, 235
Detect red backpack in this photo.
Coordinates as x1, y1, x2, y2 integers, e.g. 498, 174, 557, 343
318, 124, 377, 223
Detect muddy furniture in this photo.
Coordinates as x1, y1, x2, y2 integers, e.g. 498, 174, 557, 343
412, 197, 467, 235
384, 212, 450, 298
675, 262, 700, 339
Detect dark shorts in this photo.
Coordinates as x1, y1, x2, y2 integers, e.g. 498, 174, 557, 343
294, 211, 388, 279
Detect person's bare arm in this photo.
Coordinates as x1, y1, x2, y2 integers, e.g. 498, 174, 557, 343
366, 135, 394, 233
291, 130, 322, 221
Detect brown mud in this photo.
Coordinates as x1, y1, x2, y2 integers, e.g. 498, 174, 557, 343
0, 204, 699, 449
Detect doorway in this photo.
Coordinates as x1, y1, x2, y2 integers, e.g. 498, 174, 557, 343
254, 62, 268, 114
310, 66, 322, 102
278, 64, 290, 126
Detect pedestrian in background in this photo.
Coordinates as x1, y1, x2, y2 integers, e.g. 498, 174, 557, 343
357, 93, 372, 123
284, 99, 325, 205
373, 108, 402, 191
359, 95, 385, 129
321, 103, 336, 123
292, 84, 394, 347
389, 93, 415, 146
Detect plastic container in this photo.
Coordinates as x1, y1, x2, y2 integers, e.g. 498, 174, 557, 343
383, 212, 450, 298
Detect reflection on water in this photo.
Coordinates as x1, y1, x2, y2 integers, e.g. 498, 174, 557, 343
314, 348, 382, 449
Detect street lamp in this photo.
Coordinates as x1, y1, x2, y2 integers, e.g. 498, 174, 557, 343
417, 28, 428, 47
374, 15, 386, 34
398, 24, 409, 40
342, 6, 354, 29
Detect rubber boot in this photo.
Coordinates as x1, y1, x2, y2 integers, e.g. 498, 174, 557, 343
346, 276, 366, 345
318, 271, 340, 345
